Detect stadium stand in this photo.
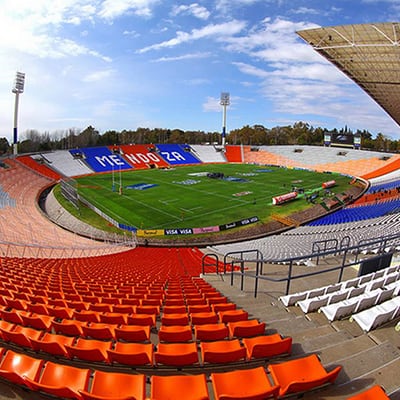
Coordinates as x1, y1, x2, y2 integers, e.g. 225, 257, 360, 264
2, 144, 400, 399
224, 144, 244, 162
0, 159, 129, 257
70, 147, 132, 173
117, 144, 170, 169
190, 144, 226, 163
36, 151, 93, 177
156, 143, 202, 165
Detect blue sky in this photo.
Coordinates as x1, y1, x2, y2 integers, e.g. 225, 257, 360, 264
1, 0, 400, 144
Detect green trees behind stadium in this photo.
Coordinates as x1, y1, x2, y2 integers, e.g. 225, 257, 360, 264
0, 122, 399, 155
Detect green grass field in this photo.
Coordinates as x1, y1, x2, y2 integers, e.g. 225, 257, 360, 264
74, 164, 351, 230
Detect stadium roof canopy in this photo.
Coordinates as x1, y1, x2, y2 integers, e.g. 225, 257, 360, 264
297, 22, 400, 127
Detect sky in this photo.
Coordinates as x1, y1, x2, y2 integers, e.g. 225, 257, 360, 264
1, 0, 400, 144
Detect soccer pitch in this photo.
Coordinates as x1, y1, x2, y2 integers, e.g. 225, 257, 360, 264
75, 164, 351, 230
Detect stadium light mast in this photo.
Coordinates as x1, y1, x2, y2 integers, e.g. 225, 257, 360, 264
12, 71, 25, 156
220, 92, 230, 147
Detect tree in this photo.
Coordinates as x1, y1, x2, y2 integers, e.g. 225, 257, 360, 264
0, 138, 10, 155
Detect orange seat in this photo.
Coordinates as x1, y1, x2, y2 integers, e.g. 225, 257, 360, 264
155, 342, 199, 366
73, 310, 100, 323
65, 338, 111, 363
66, 300, 88, 311
190, 311, 219, 325
89, 303, 112, 313
52, 319, 85, 336
243, 334, 292, 359
112, 304, 136, 314
207, 297, 228, 306
136, 305, 160, 315
46, 305, 74, 319
24, 361, 90, 399
27, 303, 49, 315
82, 322, 116, 340
161, 312, 189, 326
158, 325, 193, 342
1, 308, 24, 324
47, 298, 68, 308
120, 298, 140, 306
200, 339, 246, 364
127, 313, 156, 327
1, 325, 42, 348
194, 323, 229, 341
346, 385, 390, 399
219, 309, 248, 324
5, 298, 27, 310
79, 370, 146, 400
212, 303, 237, 313
30, 332, 75, 357
163, 305, 187, 314
99, 312, 127, 325
269, 354, 342, 397
21, 313, 54, 331
187, 304, 211, 313
186, 298, 207, 306
141, 298, 162, 307
107, 342, 153, 366
115, 325, 151, 342
151, 374, 209, 400
211, 366, 280, 400
228, 319, 266, 338
0, 349, 43, 386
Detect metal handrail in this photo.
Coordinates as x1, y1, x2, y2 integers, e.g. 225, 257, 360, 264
203, 232, 400, 297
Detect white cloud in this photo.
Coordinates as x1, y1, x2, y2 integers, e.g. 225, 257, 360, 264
98, 0, 160, 19
82, 69, 115, 82
202, 96, 221, 112
152, 52, 211, 62
171, 3, 210, 20
290, 7, 320, 15
123, 30, 140, 37
137, 20, 247, 53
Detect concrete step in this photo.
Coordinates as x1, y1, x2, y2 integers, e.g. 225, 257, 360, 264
295, 330, 354, 355
318, 335, 378, 365
327, 341, 400, 385
308, 354, 400, 399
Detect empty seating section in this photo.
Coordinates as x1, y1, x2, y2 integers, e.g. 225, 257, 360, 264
224, 145, 245, 162
280, 264, 400, 331
156, 143, 202, 165
210, 212, 400, 261
70, 147, 132, 173
117, 144, 170, 169
38, 150, 94, 177
16, 155, 62, 181
308, 199, 400, 226
0, 251, 347, 399
5, 145, 400, 398
190, 144, 227, 163
0, 159, 125, 257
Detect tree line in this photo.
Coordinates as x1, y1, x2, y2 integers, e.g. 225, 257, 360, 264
0, 122, 399, 155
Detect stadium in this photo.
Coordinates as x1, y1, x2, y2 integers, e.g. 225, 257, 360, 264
1, 22, 400, 399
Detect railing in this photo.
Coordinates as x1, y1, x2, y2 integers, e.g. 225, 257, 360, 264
0, 240, 132, 259
202, 233, 400, 298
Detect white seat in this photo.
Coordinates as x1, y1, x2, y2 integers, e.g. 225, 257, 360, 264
351, 298, 399, 332
327, 290, 349, 305
375, 287, 395, 304
320, 298, 358, 322
354, 291, 380, 313
297, 296, 329, 313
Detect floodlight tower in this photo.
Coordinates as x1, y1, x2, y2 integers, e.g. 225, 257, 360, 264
12, 71, 25, 156
220, 92, 230, 147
